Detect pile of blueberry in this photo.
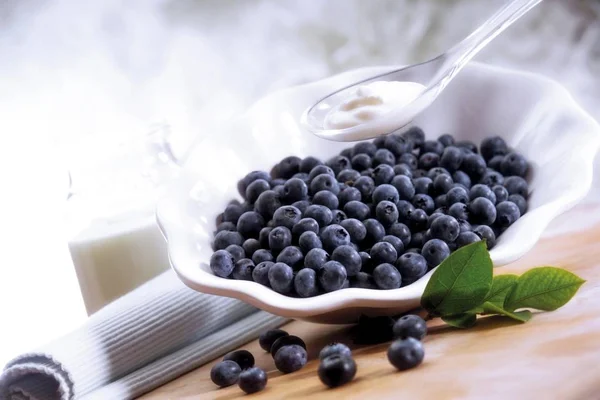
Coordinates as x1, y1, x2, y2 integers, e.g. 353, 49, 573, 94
210, 127, 529, 296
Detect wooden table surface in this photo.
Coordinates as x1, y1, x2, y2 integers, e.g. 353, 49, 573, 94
141, 209, 600, 400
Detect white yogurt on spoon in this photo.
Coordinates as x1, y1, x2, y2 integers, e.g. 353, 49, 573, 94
323, 81, 427, 130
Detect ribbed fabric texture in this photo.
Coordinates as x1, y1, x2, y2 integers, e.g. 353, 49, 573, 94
0, 271, 287, 400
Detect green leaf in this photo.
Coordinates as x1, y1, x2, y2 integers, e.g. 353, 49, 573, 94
481, 301, 532, 323
504, 267, 585, 312
442, 313, 477, 329
485, 275, 518, 308
421, 241, 493, 316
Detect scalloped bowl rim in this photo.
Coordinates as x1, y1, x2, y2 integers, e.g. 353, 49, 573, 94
157, 62, 600, 319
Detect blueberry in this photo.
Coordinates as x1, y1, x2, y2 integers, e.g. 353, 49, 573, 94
427, 212, 444, 228
456, 231, 481, 247
223, 204, 244, 224
294, 268, 319, 297
270, 335, 307, 358
373, 148, 396, 166
292, 218, 319, 239
430, 215, 460, 242
213, 230, 244, 250
238, 171, 271, 199
402, 126, 426, 149
440, 146, 465, 171
501, 152, 528, 177
508, 194, 528, 215
457, 218, 472, 233
241, 239, 260, 258
274, 156, 301, 179
448, 202, 469, 221
371, 164, 395, 185
437, 133, 455, 147
393, 315, 427, 340
318, 354, 357, 388
255, 190, 282, 219
238, 367, 267, 394
274, 344, 308, 373
268, 262, 294, 293
232, 258, 254, 280
492, 185, 509, 203
280, 178, 307, 203
452, 170, 472, 189
313, 190, 339, 210
435, 194, 448, 208
319, 343, 352, 361
299, 156, 322, 173
337, 169, 361, 185
398, 153, 418, 169
338, 188, 362, 208
387, 222, 411, 247
304, 204, 333, 227
271, 179, 286, 188
422, 229, 433, 244
259, 329, 289, 352
480, 135, 508, 161
413, 177, 432, 195
269, 226, 293, 252
353, 141, 378, 157
375, 200, 399, 227
412, 169, 427, 178
252, 261, 273, 286
370, 241, 398, 265
381, 235, 405, 255
384, 135, 411, 156
237, 211, 265, 239
427, 167, 451, 181
320, 224, 351, 252
308, 165, 335, 183
363, 218, 386, 245
210, 250, 235, 278
327, 155, 351, 176
373, 263, 402, 289
446, 186, 469, 205
331, 245, 362, 277
211, 360, 241, 387
291, 200, 311, 214
350, 271, 377, 288
216, 221, 236, 233
394, 163, 414, 178
473, 225, 496, 249
405, 247, 422, 255
389, 176, 413, 202
225, 244, 246, 262
353, 176, 376, 199
423, 140, 444, 155
304, 248, 330, 271
422, 239, 451, 267
319, 260, 348, 292
343, 200, 371, 220
223, 349, 255, 370
351, 153, 372, 171
412, 194, 435, 214
252, 249, 274, 264
470, 184, 497, 203
461, 153, 487, 179
418, 152, 440, 169
387, 337, 424, 370
455, 140, 478, 154
310, 173, 340, 195
395, 253, 428, 285
495, 201, 521, 228
408, 208, 428, 231
245, 179, 270, 204
396, 200, 416, 223
372, 184, 400, 205
341, 148, 353, 159
504, 176, 529, 198
299, 231, 323, 253
479, 170, 504, 188
469, 197, 497, 225
276, 246, 304, 269
488, 155, 504, 171
433, 174, 453, 195
273, 184, 285, 197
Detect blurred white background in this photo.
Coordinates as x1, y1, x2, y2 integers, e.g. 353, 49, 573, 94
2, 0, 600, 365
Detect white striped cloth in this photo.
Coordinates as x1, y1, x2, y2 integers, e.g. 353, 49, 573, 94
0, 271, 287, 400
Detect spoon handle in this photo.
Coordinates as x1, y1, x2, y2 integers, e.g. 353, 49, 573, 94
433, 0, 543, 91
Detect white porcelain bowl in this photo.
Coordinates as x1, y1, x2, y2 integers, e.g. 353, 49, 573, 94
156, 63, 600, 324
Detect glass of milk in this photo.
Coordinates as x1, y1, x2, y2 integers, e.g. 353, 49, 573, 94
66, 124, 181, 314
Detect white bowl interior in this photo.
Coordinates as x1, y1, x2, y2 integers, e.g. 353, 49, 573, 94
157, 63, 600, 323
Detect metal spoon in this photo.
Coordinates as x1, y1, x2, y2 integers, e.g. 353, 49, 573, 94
302, 0, 543, 142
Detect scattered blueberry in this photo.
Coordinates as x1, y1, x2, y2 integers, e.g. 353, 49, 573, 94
259, 329, 289, 352
270, 335, 307, 357
238, 367, 268, 394
223, 349, 255, 370
211, 360, 241, 387
274, 344, 308, 373
393, 315, 427, 340
387, 337, 425, 371
319, 343, 352, 360
318, 355, 357, 388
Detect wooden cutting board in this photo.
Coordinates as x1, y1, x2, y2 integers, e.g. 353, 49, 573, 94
140, 211, 600, 400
